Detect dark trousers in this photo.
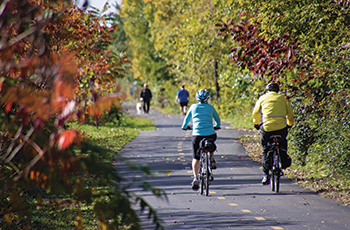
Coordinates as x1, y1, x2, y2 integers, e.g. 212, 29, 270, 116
191, 134, 217, 160
260, 127, 288, 175
143, 100, 150, 113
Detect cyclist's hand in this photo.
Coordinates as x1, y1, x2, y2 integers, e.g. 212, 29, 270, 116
182, 126, 192, 130
214, 127, 221, 130
254, 124, 260, 130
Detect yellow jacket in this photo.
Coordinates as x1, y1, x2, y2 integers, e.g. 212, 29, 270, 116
252, 92, 295, 132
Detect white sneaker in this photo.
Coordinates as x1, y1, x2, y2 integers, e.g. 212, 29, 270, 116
191, 178, 199, 191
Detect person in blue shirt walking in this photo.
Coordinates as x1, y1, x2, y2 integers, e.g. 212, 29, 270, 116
182, 89, 221, 190
175, 85, 190, 115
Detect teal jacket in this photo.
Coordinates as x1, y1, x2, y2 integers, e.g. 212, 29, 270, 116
182, 102, 221, 136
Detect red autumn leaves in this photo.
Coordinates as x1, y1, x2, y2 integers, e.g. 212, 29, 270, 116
57, 129, 82, 150
217, 19, 300, 79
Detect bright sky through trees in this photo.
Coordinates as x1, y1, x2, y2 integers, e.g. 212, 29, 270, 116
77, 0, 122, 12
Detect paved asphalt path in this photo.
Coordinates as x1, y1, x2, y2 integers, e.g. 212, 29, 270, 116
117, 104, 350, 230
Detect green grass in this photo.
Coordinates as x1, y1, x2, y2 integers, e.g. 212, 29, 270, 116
223, 111, 253, 129
70, 115, 156, 152
154, 103, 180, 115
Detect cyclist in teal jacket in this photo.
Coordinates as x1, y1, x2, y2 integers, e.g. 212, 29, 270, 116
182, 89, 221, 190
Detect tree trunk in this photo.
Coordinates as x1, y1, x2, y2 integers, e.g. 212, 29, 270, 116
214, 59, 220, 101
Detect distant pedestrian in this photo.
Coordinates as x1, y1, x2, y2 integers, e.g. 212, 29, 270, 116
175, 85, 189, 115
140, 83, 152, 114
129, 86, 136, 101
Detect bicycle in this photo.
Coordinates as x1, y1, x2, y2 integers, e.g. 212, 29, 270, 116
267, 134, 283, 193
199, 138, 214, 196
182, 126, 220, 196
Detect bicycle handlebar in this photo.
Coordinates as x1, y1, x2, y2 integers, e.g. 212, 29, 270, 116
182, 126, 221, 131
254, 123, 293, 130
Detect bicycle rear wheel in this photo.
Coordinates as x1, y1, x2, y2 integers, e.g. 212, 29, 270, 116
275, 155, 281, 193
205, 152, 210, 196
271, 150, 276, 192
271, 170, 275, 191
200, 151, 205, 195
275, 173, 280, 192
200, 178, 204, 195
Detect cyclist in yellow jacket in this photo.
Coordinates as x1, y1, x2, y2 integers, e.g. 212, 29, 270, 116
252, 83, 295, 185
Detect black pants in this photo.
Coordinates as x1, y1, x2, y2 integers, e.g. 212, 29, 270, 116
191, 134, 217, 160
260, 127, 288, 175
143, 100, 150, 113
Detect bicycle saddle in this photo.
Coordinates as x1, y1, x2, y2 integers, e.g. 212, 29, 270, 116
269, 135, 282, 139
200, 139, 217, 152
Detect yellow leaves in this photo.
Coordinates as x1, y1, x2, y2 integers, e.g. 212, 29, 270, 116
98, 220, 110, 230
87, 93, 125, 118
4, 213, 13, 224
74, 210, 84, 230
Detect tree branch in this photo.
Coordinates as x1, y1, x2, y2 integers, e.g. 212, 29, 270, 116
0, 133, 46, 195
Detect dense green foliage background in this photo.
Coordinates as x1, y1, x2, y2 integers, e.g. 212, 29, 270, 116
1, 0, 349, 229
120, 0, 350, 187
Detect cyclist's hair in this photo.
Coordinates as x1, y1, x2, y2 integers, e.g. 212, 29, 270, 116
265, 83, 280, 93
196, 89, 210, 103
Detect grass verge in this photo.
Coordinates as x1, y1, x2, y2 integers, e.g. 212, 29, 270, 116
70, 114, 156, 151
25, 114, 156, 230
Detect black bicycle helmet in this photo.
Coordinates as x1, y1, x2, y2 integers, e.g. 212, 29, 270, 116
265, 83, 280, 93
196, 89, 210, 103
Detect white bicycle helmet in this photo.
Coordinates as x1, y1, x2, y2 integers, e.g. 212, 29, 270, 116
196, 89, 210, 103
